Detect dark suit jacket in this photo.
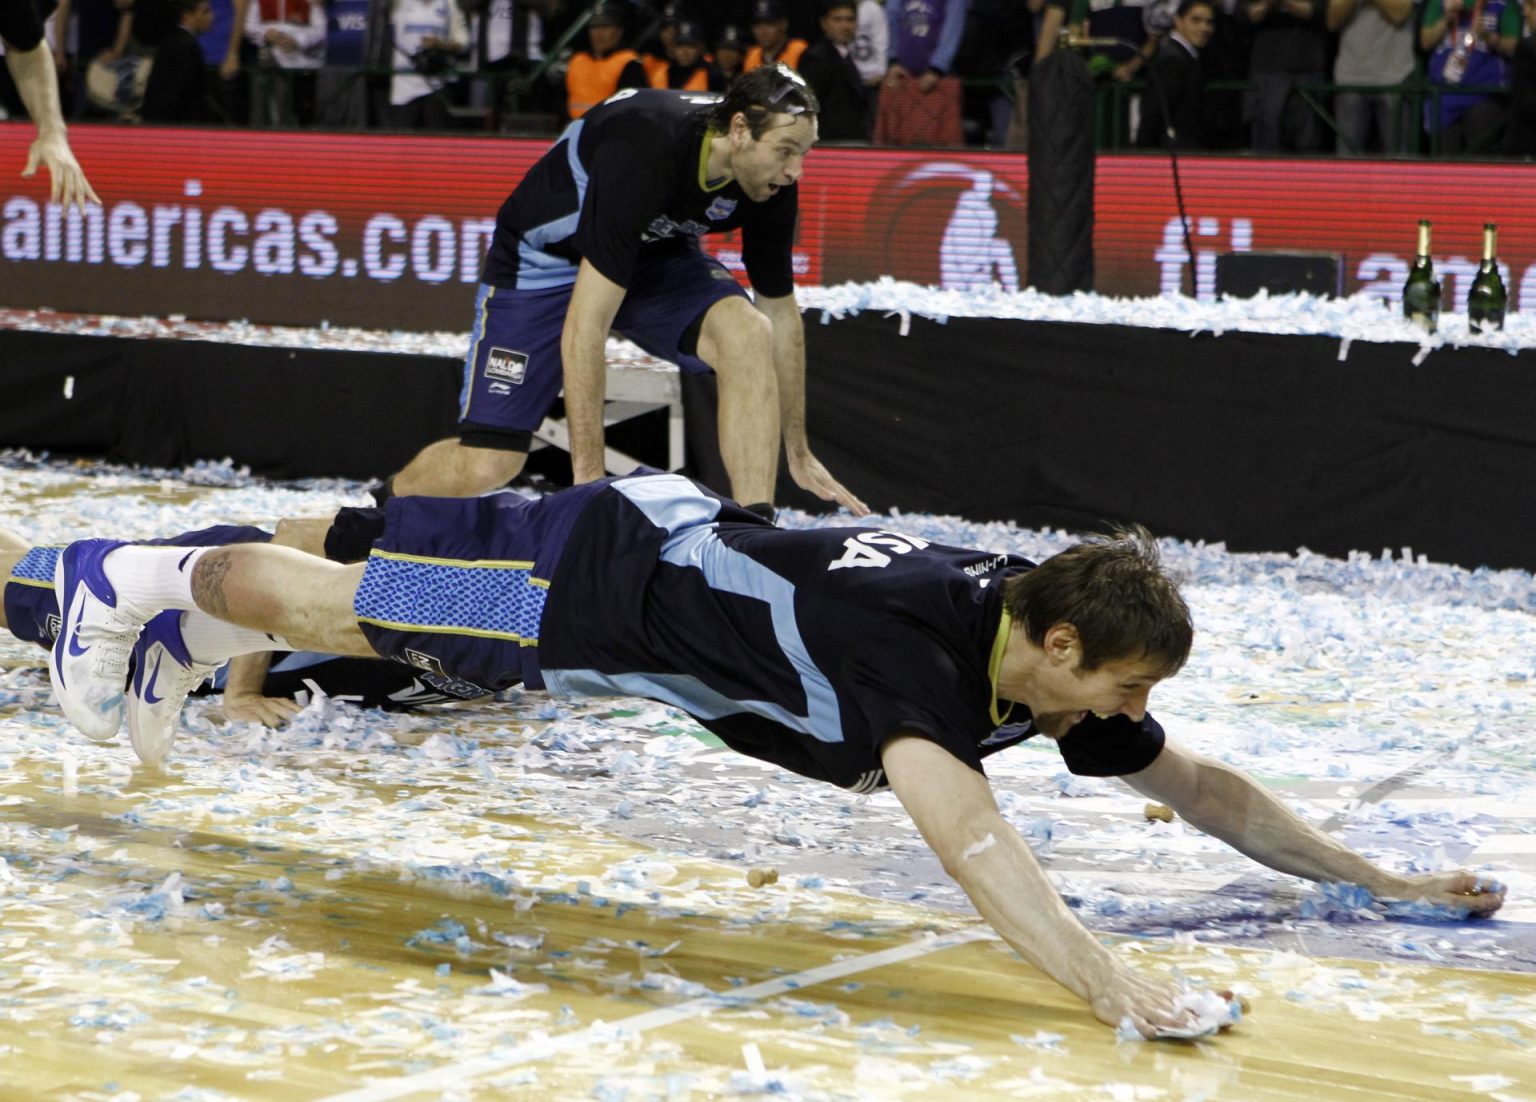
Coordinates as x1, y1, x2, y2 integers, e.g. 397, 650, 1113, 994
141, 26, 213, 123
797, 38, 868, 142
1137, 37, 1203, 149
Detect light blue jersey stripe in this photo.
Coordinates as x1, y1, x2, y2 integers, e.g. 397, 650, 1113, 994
515, 120, 588, 291
544, 475, 846, 744
461, 283, 495, 418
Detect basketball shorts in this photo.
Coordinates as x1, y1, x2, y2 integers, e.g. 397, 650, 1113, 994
458, 247, 749, 447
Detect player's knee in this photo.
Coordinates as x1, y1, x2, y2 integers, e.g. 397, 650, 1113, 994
462, 444, 527, 487
272, 517, 330, 557
699, 298, 772, 372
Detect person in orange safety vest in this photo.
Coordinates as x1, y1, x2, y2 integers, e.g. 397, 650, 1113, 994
565, 1, 648, 119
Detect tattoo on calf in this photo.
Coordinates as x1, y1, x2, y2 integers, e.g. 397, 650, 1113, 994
192, 550, 234, 618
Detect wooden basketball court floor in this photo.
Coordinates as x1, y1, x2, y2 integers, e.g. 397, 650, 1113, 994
2, 465, 1535, 1101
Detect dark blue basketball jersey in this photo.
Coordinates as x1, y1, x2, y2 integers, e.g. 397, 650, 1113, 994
480, 89, 798, 295
538, 475, 1165, 791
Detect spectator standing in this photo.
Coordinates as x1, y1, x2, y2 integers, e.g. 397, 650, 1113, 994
389, 0, 467, 128
198, 0, 252, 122
1195, 0, 1252, 148
1242, 0, 1330, 152
245, 0, 326, 125
1502, 0, 1536, 152
851, 0, 887, 79
142, 0, 217, 120
648, 18, 721, 89
1135, 0, 1213, 146
745, 0, 808, 70
713, 22, 747, 82
798, 0, 868, 136
1328, 0, 1415, 153
1083, 0, 1162, 94
315, 0, 370, 127
1003, 0, 1072, 150
1421, 0, 1520, 152
564, 1, 645, 119
876, 0, 969, 145
953, 0, 1033, 145
50, 0, 121, 117
642, 1, 682, 85
851, 0, 887, 127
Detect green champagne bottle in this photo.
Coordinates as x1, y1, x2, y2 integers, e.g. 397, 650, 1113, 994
1402, 220, 1440, 334
1468, 222, 1507, 334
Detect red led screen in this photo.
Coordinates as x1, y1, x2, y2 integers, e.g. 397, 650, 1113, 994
2, 125, 1534, 331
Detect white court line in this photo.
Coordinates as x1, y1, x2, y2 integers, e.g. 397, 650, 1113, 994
317, 925, 997, 1102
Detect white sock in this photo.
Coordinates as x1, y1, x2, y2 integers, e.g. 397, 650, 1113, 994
102, 546, 214, 611
180, 611, 292, 665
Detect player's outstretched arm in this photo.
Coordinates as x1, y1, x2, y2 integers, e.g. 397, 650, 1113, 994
6, 42, 100, 212
756, 292, 868, 517
882, 733, 1207, 1037
1123, 740, 1506, 916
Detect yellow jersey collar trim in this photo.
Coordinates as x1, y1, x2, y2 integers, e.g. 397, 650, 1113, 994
988, 609, 1015, 728
699, 129, 729, 192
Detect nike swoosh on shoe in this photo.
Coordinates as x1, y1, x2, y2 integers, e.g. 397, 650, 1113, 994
143, 653, 165, 706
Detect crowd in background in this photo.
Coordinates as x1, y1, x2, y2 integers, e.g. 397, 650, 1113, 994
2, 0, 1535, 156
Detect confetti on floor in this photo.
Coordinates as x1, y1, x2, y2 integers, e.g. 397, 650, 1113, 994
2, 455, 1534, 1101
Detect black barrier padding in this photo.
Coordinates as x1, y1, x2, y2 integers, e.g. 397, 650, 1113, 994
0, 332, 132, 451
0, 330, 676, 485
1027, 51, 1095, 295
798, 313, 1536, 572
8, 322, 1535, 571
0, 331, 461, 480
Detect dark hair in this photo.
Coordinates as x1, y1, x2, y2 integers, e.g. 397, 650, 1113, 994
1003, 525, 1192, 676
707, 63, 819, 137
1175, 0, 1215, 16
821, 0, 857, 13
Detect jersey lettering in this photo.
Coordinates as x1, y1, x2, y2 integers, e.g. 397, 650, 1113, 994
827, 531, 932, 571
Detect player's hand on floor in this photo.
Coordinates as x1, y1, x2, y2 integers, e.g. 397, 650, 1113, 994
223, 692, 303, 727
788, 452, 869, 517
1089, 966, 1218, 1039
1396, 869, 1507, 916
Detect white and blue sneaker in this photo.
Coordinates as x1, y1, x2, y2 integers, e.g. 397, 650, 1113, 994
127, 610, 220, 768
49, 539, 147, 742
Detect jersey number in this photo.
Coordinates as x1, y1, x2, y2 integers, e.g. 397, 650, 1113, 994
827, 531, 931, 571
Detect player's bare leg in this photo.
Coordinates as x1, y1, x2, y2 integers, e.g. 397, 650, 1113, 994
181, 545, 371, 656
696, 296, 781, 509
390, 438, 528, 498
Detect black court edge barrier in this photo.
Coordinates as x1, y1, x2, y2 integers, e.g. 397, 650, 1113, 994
3, 319, 1535, 572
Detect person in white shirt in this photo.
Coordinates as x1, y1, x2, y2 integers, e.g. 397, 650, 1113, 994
245, 0, 326, 123
388, 0, 467, 128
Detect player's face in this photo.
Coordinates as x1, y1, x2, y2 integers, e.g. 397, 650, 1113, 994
1033, 653, 1164, 733
675, 41, 703, 66
731, 113, 818, 201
